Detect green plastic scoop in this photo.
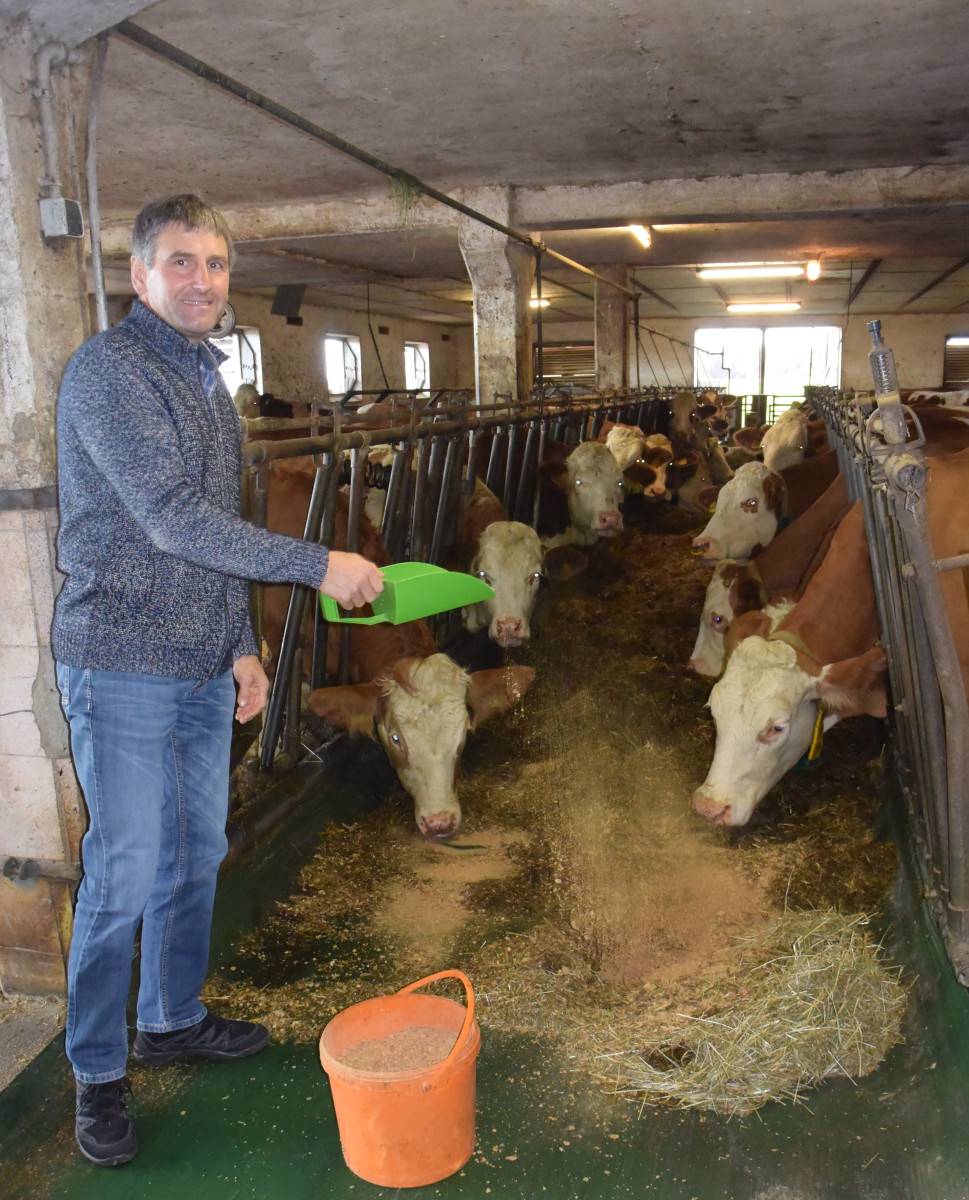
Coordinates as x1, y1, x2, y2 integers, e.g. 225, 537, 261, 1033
319, 561, 495, 625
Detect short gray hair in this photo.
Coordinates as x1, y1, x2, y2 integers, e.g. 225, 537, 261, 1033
131, 194, 235, 268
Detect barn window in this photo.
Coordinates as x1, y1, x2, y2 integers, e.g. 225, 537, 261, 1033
324, 335, 362, 396
943, 336, 969, 387
694, 326, 841, 421
211, 326, 263, 396
404, 341, 430, 395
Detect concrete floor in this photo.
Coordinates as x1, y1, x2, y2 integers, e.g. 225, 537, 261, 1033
0, 998, 64, 1094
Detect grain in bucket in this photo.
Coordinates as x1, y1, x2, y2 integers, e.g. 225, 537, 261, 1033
319, 969, 480, 1188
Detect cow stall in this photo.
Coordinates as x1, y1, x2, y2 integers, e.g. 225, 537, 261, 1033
809, 384, 969, 985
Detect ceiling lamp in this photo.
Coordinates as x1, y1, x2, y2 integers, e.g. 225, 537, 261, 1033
726, 302, 801, 314
699, 263, 803, 280
627, 224, 652, 248
806, 259, 822, 281
530, 298, 550, 308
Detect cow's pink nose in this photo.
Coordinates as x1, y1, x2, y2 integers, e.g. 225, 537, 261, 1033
692, 790, 731, 824
692, 537, 711, 558
493, 617, 526, 645
646, 483, 667, 498
418, 811, 460, 839
597, 510, 623, 530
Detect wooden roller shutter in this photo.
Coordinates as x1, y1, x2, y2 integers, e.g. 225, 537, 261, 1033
943, 339, 969, 387
535, 342, 595, 383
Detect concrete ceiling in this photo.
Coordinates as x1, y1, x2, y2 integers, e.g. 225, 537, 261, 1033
12, 0, 969, 325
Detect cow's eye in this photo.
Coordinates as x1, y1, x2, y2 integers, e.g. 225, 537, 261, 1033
741, 498, 759, 512
476, 569, 490, 583
530, 571, 542, 583
712, 613, 724, 627
390, 733, 401, 745
574, 477, 584, 487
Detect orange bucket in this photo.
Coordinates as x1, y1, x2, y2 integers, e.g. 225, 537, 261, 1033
319, 969, 480, 1188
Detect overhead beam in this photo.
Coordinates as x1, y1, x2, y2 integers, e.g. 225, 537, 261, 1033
901, 257, 969, 307
514, 166, 969, 230
632, 277, 679, 312
847, 259, 883, 307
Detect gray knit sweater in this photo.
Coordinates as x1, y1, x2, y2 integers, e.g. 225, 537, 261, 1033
52, 300, 328, 679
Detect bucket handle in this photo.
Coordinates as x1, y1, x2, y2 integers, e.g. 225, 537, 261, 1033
395, 969, 476, 1076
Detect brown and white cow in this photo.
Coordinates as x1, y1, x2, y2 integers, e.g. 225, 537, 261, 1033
264, 458, 535, 839
598, 421, 675, 499
691, 462, 786, 564
537, 440, 626, 546
691, 451, 842, 565
454, 479, 586, 648
688, 473, 851, 676
692, 502, 888, 826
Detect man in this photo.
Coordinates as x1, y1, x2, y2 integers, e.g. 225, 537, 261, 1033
52, 194, 384, 1166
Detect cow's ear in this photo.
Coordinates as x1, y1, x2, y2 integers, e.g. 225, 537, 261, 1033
696, 484, 721, 513
542, 544, 588, 583
761, 472, 787, 516
817, 647, 888, 718
623, 462, 659, 491
597, 419, 617, 440
537, 459, 570, 491
305, 683, 381, 738
731, 570, 767, 616
467, 665, 535, 731
724, 611, 771, 657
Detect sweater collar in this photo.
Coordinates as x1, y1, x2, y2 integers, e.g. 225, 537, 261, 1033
125, 299, 229, 367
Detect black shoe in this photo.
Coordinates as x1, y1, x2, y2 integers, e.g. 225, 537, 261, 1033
130, 1011, 270, 1066
75, 1076, 137, 1166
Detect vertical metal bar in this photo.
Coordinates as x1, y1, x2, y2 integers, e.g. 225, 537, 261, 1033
429, 437, 462, 565
410, 435, 431, 562
514, 419, 539, 523
502, 422, 520, 514
260, 459, 331, 768
485, 426, 505, 494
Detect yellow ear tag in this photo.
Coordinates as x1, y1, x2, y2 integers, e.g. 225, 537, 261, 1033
807, 702, 826, 761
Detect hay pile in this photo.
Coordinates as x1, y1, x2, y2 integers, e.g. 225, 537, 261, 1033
591, 909, 908, 1117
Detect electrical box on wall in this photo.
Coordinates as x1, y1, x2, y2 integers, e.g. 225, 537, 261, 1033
39, 197, 84, 240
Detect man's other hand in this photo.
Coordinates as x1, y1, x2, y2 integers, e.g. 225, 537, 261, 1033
320, 551, 384, 610
233, 654, 270, 723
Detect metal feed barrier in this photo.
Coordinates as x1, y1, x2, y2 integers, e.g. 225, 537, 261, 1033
808, 385, 969, 985
240, 386, 691, 771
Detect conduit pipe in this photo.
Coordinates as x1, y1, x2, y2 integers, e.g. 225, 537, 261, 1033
112, 20, 637, 300
85, 34, 110, 332
33, 42, 69, 199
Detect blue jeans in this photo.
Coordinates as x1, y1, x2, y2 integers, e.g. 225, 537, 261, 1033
56, 664, 235, 1083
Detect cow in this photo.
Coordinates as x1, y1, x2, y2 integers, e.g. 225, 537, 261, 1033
537, 439, 626, 546
453, 479, 586, 648
691, 502, 888, 826
903, 389, 969, 407
263, 457, 535, 839
761, 407, 830, 473
691, 451, 841, 565
690, 462, 786, 564
688, 473, 851, 676
597, 421, 675, 499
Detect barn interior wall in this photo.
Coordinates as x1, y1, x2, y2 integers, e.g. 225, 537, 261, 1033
227, 291, 476, 403
538, 311, 969, 397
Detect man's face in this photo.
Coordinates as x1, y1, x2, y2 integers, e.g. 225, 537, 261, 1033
130, 224, 230, 342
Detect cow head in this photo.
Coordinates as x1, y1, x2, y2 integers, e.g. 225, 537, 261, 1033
691, 461, 786, 564
539, 441, 625, 543
691, 636, 887, 826
688, 560, 767, 677
761, 409, 810, 473
464, 521, 588, 647
305, 654, 535, 838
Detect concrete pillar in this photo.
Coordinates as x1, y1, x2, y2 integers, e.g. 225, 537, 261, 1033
457, 188, 536, 407
0, 31, 92, 997
594, 264, 630, 393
